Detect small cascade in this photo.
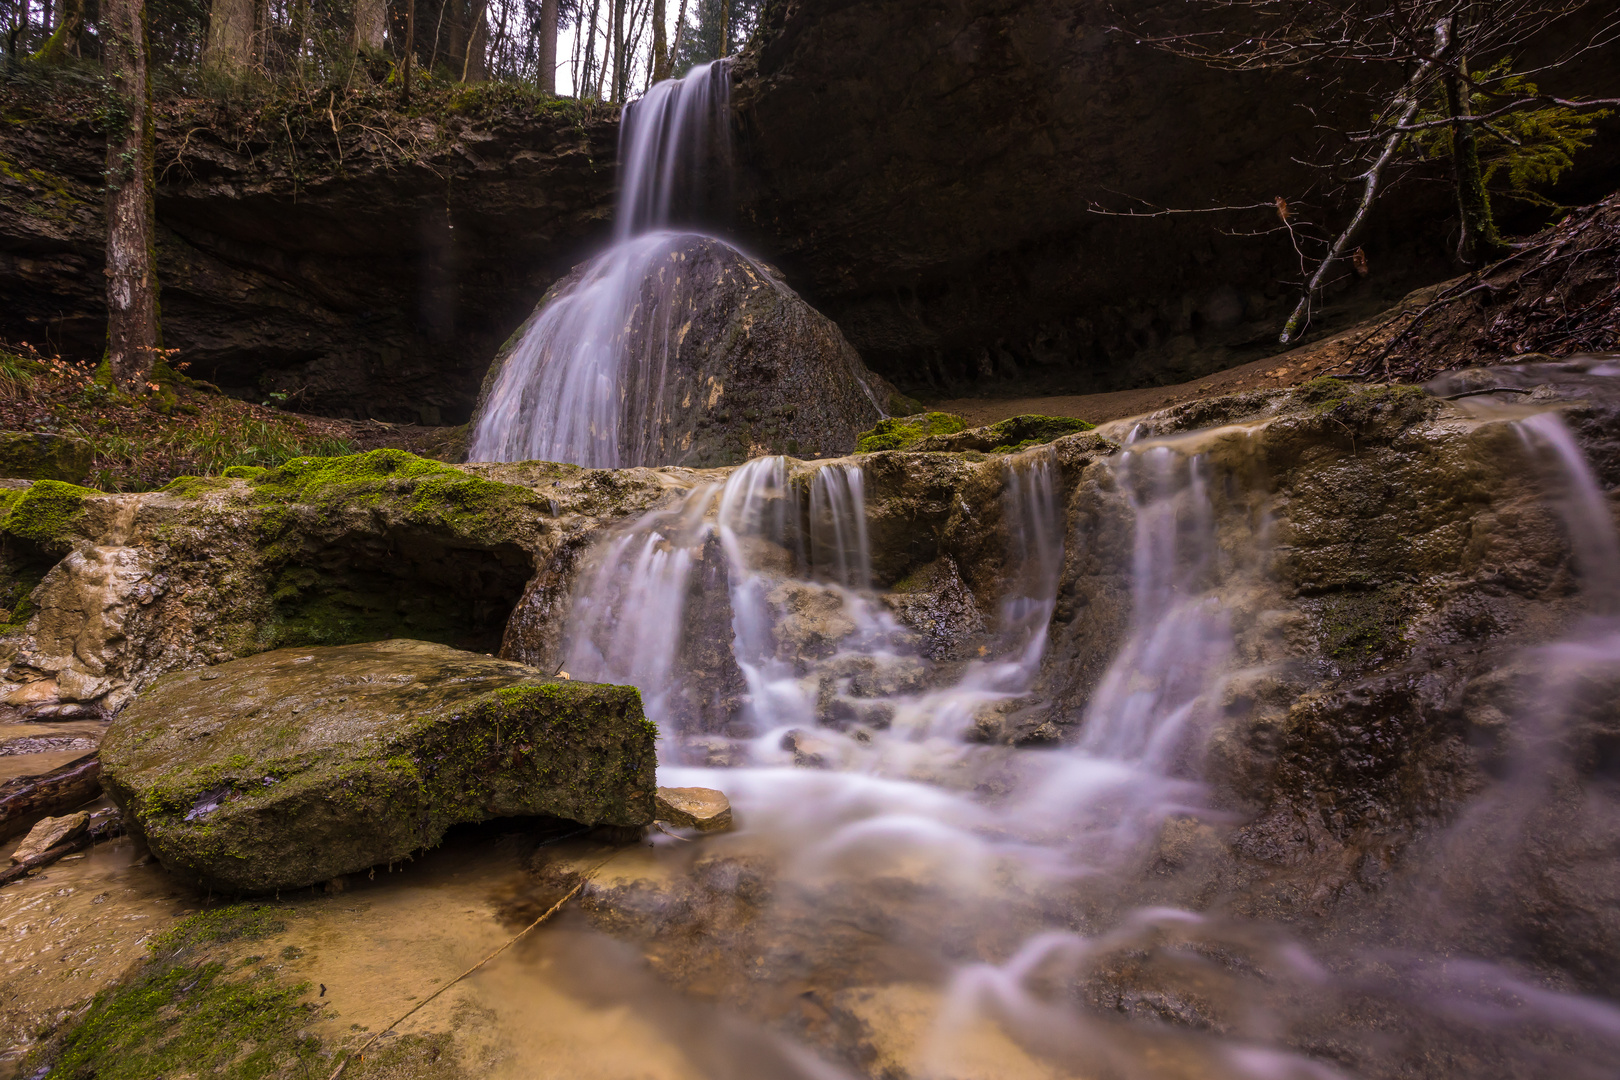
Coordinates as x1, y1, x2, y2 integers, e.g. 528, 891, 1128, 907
806, 463, 871, 590
1515, 410, 1620, 613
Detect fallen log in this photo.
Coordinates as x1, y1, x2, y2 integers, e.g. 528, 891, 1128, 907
0, 812, 123, 887
0, 752, 102, 843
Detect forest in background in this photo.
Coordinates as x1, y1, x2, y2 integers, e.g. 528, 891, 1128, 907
0, 0, 763, 98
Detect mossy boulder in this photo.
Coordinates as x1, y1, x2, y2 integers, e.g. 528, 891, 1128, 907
858, 413, 1094, 454
0, 477, 99, 557
0, 430, 94, 483
856, 412, 967, 452
100, 639, 657, 893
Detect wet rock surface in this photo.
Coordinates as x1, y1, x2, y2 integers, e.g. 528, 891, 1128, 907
100, 639, 656, 893
472, 233, 905, 467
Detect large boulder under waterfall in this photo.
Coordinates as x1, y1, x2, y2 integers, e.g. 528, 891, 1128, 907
100, 640, 656, 893
469, 232, 911, 468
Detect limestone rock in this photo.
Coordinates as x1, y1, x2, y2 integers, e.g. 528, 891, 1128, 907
11, 811, 89, 862
100, 640, 657, 893
655, 786, 734, 832
0, 432, 94, 484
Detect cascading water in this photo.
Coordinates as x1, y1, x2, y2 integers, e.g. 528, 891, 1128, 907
469, 62, 739, 467
540, 371, 1620, 1078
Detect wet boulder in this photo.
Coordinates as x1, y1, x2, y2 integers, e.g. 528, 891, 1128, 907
100, 639, 657, 893
470, 232, 911, 468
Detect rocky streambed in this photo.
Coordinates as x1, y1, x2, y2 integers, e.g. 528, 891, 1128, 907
2, 362, 1619, 1078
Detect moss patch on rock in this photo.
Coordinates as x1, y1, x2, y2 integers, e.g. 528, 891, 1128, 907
27, 904, 319, 1080
101, 640, 657, 893
0, 430, 95, 483
0, 477, 98, 557
856, 412, 967, 452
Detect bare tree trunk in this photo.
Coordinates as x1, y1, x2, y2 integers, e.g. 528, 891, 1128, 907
33, 0, 83, 63
652, 0, 668, 82
610, 0, 625, 100
461, 0, 487, 80
352, 0, 385, 49
207, 0, 255, 68
1445, 52, 1505, 264
1278, 19, 1449, 345
668, 0, 688, 72
102, 0, 160, 392
720, 0, 730, 55
537, 0, 558, 92
582, 0, 600, 98
354, 0, 385, 49
402, 0, 415, 102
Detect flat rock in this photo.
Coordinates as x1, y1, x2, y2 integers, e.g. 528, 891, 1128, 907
655, 786, 733, 832
100, 639, 657, 893
11, 810, 89, 862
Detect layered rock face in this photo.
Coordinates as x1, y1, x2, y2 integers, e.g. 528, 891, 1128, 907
470, 232, 906, 467
731, 0, 1620, 394
101, 640, 655, 892
0, 92, 618, 423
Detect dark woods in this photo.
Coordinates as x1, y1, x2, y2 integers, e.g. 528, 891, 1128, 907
1, 0, 763, 98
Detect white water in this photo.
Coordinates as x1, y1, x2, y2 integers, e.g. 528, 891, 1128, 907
469, 62, 737, 467
548, 384, 1620, 1077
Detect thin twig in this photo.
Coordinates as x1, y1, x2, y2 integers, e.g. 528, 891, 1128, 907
325, 849, 623, 1079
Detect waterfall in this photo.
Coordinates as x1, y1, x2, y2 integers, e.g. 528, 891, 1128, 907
468, 62, 736, 467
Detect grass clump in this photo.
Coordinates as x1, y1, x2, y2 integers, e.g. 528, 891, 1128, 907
857, 412, 967, 453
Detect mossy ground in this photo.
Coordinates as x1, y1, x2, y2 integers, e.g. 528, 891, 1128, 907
0, 477, 96, 555
26, 905, 322, 1080
0, 341, 454, 492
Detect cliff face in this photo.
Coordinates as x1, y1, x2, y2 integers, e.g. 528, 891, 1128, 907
729, 0, 1620, 396
0, 84, 620, 424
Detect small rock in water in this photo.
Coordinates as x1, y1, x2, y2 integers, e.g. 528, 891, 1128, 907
655, 787, 733, 833
11, 811, 90, 863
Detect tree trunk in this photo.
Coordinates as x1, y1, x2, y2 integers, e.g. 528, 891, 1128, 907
582, 0, 600, 98
33, 0, 84, 63
102, 0, 160, 392
537, 0, 558, 92
610, 0, 625, 100
1444, 58, 1506, 264
352, 0, 385, 49
720, 0, 730, 55
668, 0, 688, 73
402, 0, 415, 102
652, 0, 668, 82
206, 0, 255, 68
461, 0, 488, 81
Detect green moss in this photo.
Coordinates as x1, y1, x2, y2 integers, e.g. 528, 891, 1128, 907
30, 906, 318, 1080
1293, 379, 1437, 430
222, 465, 268, 480
0, 478, 98, 554
982, 414, 1095, 452
1314, 587, 1414, 664
162, 474, 236, 498
856, 412, 967, 453
149, 904, 288, 955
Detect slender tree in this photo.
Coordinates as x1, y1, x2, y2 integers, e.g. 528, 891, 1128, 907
206, 0, 255, 67
609, 0, 624, 98
538, 0, 559, 91
651, 0, 668, 81
101, 0, 161, 392
352, 0, 385, 49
